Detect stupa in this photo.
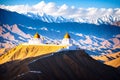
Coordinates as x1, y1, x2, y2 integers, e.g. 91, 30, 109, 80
28, 33, 44, 44
62, 33, 73, 45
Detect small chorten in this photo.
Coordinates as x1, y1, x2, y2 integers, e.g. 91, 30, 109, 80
28, 32, 43, 44
62, 33, 73, 45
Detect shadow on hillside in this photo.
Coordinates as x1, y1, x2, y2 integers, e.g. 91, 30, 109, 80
0, 50, 120, 80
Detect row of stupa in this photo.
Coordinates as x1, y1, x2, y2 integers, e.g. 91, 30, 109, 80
28, 32, 73, 45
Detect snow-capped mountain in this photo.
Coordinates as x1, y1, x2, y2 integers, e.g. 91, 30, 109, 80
1, 2, 120, 25
26, 12, 74, 23
0, 9, 120, 55
24, 12, 120, 25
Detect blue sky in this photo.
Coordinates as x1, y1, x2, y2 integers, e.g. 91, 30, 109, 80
0, 0, 120, 8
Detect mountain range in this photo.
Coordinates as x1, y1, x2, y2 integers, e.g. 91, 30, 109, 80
25, 12, 120, 25
0, 8, 120, 55
0, 8, 120, 80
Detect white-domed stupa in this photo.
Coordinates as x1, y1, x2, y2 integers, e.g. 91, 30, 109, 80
62, 33, 73, 45
28, 32, 44, 44
61, 33, 78, 50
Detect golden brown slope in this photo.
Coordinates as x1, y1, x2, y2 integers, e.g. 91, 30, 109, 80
0, 44, 66, 64
105, 57, 120, 68
93, 52, 120, 61
93, 52, 120, 68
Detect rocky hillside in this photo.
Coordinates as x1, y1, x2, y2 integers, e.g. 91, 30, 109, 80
0, 24, 31, 49
0, 46, 120, 80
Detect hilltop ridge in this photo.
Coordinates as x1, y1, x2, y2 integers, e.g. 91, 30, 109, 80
0, 49, 120, 80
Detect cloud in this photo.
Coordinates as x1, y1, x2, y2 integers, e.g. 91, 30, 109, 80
27, 27, 36, 30
0, 1, 120, 19
33, 1, 46, 9
40, 27, 48, 31
75, 33, 83, 37
50, 29, 60, 33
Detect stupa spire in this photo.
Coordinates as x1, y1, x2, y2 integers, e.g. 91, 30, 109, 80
64, 33, 70, 39
34, 32, 40, 38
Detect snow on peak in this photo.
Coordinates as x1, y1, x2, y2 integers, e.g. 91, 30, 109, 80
0, 1, 120, 25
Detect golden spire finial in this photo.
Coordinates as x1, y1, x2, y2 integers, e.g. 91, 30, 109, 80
34, 32, 40, 38
64, 33, 70, 39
